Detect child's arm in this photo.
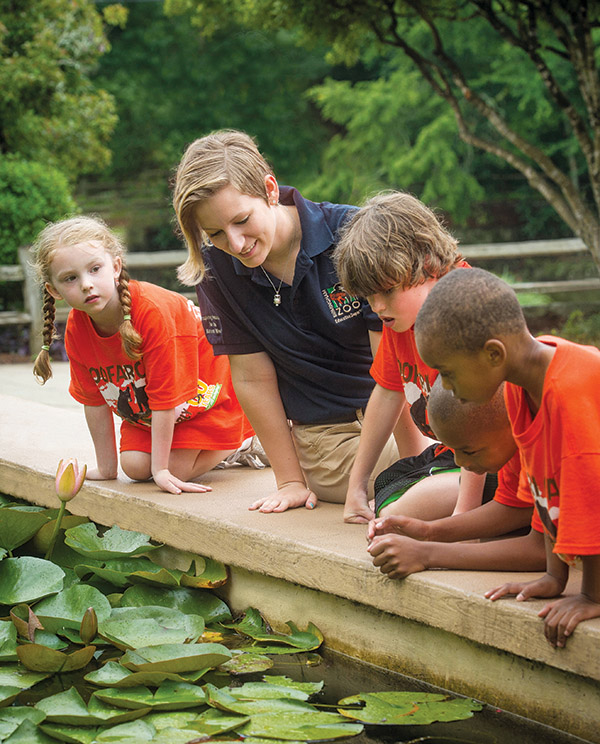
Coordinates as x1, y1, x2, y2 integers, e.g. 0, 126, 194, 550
452, 469, 486, 515
344, 383, 404, 524
151, 409, 211, 494
368, 500, 533, 543
84, 404, 118, 480
367, 528, 546, 579
230, 352, 316, 512
537, 554, 600, 648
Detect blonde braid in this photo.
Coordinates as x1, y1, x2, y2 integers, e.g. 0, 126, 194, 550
117, 266, 142, 360
33, 288, 59, 384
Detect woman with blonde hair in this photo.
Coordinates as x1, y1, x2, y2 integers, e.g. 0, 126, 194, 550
173, 130, 426, 513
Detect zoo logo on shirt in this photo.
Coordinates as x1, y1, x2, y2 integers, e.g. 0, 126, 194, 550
322, 283, 362, 323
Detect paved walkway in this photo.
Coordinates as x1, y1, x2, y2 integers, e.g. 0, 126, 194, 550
1, 362, 598, 742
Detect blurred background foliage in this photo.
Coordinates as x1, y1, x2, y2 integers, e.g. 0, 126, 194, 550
0, 0, 598, 343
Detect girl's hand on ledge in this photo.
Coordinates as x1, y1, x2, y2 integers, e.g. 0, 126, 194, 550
153, 468, 212, 495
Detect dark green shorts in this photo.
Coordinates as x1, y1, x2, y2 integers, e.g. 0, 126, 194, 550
374, 443, 498, 516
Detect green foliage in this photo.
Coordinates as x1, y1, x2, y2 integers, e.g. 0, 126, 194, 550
307, 58, 485, 217
0, 0, 118, 180
554, 311, 600, 347
0, 157, 76, 264
95, 2, 331, 187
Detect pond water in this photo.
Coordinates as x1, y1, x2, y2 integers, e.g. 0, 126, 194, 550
15, 644, 593, 744
263, 648, 595, 744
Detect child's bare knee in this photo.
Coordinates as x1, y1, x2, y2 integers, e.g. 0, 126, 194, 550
120, 452, 151, 482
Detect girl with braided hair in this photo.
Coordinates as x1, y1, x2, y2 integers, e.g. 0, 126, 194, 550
32, 215, 252, 494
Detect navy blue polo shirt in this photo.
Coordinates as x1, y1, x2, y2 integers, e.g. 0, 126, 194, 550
196, 186, 382, 424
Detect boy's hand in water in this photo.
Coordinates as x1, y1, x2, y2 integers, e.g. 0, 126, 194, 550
153, 469, 212, 495
367, 515, 434, 543
249, 482, 317, 512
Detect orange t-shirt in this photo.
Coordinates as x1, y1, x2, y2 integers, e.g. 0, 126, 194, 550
493, 450, 538, 530
370, 325, 438, 437
504, 336, 600, 562
370, 263, 470, 438
66, 280, 252, 450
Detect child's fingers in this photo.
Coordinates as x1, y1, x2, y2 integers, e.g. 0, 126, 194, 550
484, 583, 524, 601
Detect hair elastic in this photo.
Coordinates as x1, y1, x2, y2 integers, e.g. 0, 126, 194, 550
123, 314, 131, 321
41, 345, 50, 351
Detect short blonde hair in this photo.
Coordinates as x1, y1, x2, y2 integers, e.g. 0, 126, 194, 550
32, 215, 142, 383
334, 191, 462, 298
173, 129, 274, 285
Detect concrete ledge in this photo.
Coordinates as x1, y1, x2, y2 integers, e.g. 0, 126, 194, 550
1, 363, 599, 741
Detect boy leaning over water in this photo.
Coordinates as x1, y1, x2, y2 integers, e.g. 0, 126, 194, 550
414, 267, 600, 648
367, 377, 545, 579
333, 191, 485, 525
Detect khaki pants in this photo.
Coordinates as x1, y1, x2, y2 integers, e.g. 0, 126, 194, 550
291, 411, 399, 504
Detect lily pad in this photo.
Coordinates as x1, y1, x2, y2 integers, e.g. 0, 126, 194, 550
32, 584, 112, 633
3, 718, 57, 743
76, 558, 181, 588
64, 523, 160, 560
227, 681, 312, 702
16, 643, 96, 673
32, 515, 90, 558
0, 664, 49, 689
98, 606, 204, 649
121, 642, 231, 673
224, 609, 323, 650
179, 556, 228, 588
34, 687, 152, 725
219, 651, 273, 675
0, 506, 50, 551
0, 708, 46, 741
94, 719, 156, 742
184, 707, 250, 736
337, 691, 483, 725
85, 661, 192, 689
0, 557, 64, 604
205, 684, 316, 716
0, 686, 21, 706
93, 680, 207, 710
120, 584, 232, 623
263, 676, 324, 696
239, 709, 364, 740
39, 723, 100, 744
0, 620, 17, 662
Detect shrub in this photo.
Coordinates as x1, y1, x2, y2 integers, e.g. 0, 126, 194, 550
0, 157, 77, 265
554, 310, 600, 347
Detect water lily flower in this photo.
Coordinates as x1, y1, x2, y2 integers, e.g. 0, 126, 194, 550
45, 458, 87, 560
55, 458, 87, 502
80, 606, 98, 645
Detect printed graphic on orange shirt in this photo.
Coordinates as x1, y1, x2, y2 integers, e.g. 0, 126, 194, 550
90, 371, 152, 428
526, 473, 558, 539
322, 283, 362, 323
177, 380, 222, 422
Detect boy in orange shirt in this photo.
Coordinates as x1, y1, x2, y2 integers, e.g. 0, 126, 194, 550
414, 267, 600, 648
334, 191, 485, 525
367, 377, 545, 578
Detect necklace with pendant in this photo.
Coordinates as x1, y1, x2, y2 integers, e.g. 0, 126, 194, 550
260, 208, 299, 307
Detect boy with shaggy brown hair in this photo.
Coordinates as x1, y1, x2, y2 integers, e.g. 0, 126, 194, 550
334, 191, 483, 525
